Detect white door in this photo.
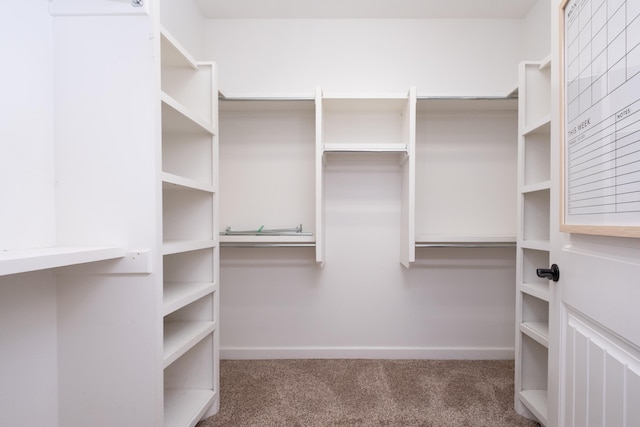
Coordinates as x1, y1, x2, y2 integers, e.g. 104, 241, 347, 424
549, 1, 640, 425
552, 236, 640, 426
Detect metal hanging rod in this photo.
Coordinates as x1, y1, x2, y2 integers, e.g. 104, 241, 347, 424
221, 225, 313, 236
220, 243, 316, 248
415, 242, 516, 248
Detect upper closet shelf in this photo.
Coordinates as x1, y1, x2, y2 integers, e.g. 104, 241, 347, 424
416, 97, 517, 112
161, 93, 215, 135
160, 27, 197, 70
323, 143, 407, 153
0, 246, 125, 276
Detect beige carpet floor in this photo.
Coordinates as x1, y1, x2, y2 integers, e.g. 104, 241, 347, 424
197, 359, 540, 427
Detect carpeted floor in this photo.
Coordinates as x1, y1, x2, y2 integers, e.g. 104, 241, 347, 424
197, 359, 540, 427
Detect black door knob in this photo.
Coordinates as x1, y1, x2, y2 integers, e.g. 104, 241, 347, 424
536, 264, 560, 282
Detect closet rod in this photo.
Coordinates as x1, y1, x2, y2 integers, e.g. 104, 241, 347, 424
219, 96, 314, 101
220, 243, 316, 248
415, 242, 516, 248
416, 95, 516, 101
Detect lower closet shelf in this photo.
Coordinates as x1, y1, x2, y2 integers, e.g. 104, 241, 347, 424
163, 321, 215, 368
164, 389, 216, 427
520, 322, 549, 347
0, 246, 125, 276
518, 389, 547, 425
163, 282, 216, 316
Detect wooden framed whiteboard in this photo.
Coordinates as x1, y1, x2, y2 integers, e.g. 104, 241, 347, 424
560, 0, 640, 237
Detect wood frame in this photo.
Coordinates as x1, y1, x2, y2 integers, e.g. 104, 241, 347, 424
559, 0, 640, 238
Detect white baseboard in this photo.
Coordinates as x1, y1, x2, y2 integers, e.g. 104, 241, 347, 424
221, 346, 515, 360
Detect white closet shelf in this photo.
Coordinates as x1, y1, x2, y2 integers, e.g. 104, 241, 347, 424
164, 389, 216, 427
323, 143, 407, 153
518, 390, 548, 426
163, 240, 217, 255
162, 172, 215, 193
416, 97, 517, 112
163, 320, 216, 369
539, 54, 552, 70
520, 282, 550, 302
163, 282, 216, 316
161, 93, 215, 135
160, 27, 198, 70
520, 240, 550, 251
415, 235, 516, 248
520, 321, 549, 347
521, 181, 551, 194
523, 115, 551, 136
0, 246, 125, 276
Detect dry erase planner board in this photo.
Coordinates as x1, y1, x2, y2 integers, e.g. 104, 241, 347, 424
561, 0, 640, 237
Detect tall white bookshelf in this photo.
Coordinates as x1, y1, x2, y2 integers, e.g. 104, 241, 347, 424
515, 57, 552, 426
160, 25, 220, 425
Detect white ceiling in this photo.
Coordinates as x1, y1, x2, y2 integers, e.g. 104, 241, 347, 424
195, 0, 539, 19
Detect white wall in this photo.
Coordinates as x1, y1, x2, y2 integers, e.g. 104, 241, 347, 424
205, 19, 524, 96
220, 157, 517, 359
523, 0, 551, 60
0, 3, 58, 426
0, 1, 55, 250
161, 0, 206, 59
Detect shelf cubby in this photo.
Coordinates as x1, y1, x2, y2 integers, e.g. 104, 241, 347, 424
321, 95, 409, 151
162, 188, 214, 241
159, 23, 219, 425
522, 189, 550, 243
218, 99, 316, 245
163, 295, 215, 368
415, 99, 518, 240
519, 334, 549, 424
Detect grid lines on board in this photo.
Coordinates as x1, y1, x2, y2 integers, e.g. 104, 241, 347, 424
565, 0, 640, 122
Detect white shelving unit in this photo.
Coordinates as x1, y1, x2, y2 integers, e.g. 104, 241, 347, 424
515, 57, 552, 426
317, 88, 417, 267
415, 98, 518, 249
160, 25, 219, 425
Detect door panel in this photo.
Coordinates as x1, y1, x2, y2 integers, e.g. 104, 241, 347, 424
562, 308, 640, 427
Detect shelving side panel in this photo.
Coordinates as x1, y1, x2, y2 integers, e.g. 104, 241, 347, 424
315, 88, 325, 264
415, 109, 518, 238
219, 102, 316, 235
400, 87, 416, 267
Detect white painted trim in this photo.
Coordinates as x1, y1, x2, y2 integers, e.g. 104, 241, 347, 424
221, 346, 515, 360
